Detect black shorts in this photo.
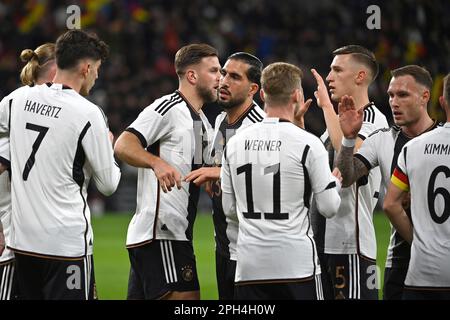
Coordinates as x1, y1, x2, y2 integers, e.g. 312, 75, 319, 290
235, 275, 323, 300
0, 259, 19, 300
317, 252, 334, 300
326, 253, 378, 300
402, 287, 450, 300
215, 251, 236, 300
127, 240, 200, 300
383, 266, 408, 300
14, 253, 97, 300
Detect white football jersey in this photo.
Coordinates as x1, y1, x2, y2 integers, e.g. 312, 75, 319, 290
320, 103, 388, 260
209, 103, 265, 260
356, 121, 441, 268
126, 91, 212, 247
221, 118, 340, 283
0, 83, 121, 258
0, 121, 13, 263
392, 122, 450, 287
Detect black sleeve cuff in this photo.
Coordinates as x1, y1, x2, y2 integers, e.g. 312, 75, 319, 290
0, 156, 10, 168
126, 128, 147, 148
325, 181, 336, 190
358, 133, 366, 141
354, 153, 372, 171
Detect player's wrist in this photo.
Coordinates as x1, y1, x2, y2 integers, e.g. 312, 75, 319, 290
321, 101, 334, 110
342, 137, 356, 147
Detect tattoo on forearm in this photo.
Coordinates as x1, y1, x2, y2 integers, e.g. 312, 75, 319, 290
336, 146, 369, 187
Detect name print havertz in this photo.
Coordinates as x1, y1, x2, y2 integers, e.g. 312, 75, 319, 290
24, 100, 62, 119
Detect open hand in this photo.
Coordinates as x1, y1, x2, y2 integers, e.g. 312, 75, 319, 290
338, 95, 363, 139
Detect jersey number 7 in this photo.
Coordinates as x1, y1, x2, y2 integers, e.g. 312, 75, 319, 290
23, 123, 49, 180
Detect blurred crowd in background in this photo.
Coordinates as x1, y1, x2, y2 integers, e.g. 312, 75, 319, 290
1, 0, 449, 212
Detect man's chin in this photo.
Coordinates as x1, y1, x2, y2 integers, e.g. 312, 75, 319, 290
218, 101, 236, 110
330, 93, 341, 102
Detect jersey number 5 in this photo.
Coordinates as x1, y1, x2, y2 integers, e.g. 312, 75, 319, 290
427, 165, 450, 224
23, 123, 49, 180
236, 162, 288, 220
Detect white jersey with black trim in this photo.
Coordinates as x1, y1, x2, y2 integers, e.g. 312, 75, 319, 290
209, 103, 265, 261
0, 173, 13, 263
126, 91, 212, 246
0, 139, 13, 263
355, 120, 441, 268
394, 123, 450, 287
221, 118, 340, 283
0, 83, 121, 258
321, 103, 388, 260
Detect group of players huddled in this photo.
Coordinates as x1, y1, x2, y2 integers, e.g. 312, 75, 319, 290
0, 29, 449, 300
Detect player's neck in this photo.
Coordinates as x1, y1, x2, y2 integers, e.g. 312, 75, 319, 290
53, 70, 82, 93
226, 99, 254, 124
402, 114, 434, 137
265, 104, 294, 122
178, 86, 203, 112
351, 90, 370, 110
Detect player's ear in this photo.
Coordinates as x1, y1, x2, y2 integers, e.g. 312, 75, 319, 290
249, 83, 259, 97
78, 60, 89, 79
186, 69, 197, 85
292, 88, 301, 104
422, 89, 430, 107
355, 70, 366, 85
439, 95, 447, 111
260, 89, 265, 102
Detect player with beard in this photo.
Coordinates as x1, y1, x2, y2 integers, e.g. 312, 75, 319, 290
184, 52, 265, 299
336, 65, 441, 299
115, 44, 220, 300
383, 73, 450, 300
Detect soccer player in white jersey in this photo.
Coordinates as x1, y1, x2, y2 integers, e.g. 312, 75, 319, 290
0, 43, 56, 300
114, 44, 220, 300
383, 73, 450, 300
336, 65, 440, 299
221, 62, 341, 300
184, 52, 265, 300
311, 45, 388, 299
0, 30, 120, 300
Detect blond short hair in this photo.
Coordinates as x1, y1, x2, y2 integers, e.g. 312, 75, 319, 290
261, 62, 303, 105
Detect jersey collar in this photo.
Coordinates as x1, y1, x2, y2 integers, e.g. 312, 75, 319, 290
46, 82, 73, 90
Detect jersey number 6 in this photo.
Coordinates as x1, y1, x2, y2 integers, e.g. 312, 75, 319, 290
427, 165, 450, 224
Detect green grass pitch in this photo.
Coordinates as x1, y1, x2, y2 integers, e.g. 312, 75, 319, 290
92, 212, 391, 300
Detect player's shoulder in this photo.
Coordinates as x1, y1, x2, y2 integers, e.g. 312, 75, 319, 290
147, 91, 184, 117
215, 111, 227, 127
296, 126, 326, 150
367, 125, 397, 139
406, 125, 444, 147
363, 102, 388, 125
243, 102, 265, 124
2, 85, 30, 101
272, 120, 324, 152
226, 119, 262, 147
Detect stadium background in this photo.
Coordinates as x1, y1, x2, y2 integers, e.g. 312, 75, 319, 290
1, 0, 448, 299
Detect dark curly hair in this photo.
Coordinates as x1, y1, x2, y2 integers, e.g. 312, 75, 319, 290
55, 29, 109, 70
